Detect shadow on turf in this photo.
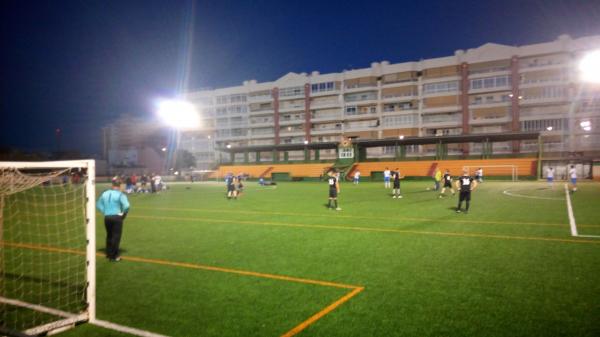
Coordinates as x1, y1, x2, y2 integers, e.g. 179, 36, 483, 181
97, 248, 128, 254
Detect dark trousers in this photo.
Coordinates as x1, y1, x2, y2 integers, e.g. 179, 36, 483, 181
104, 215, 123, 259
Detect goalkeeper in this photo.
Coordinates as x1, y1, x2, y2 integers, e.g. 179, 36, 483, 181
96, 179, 130, 262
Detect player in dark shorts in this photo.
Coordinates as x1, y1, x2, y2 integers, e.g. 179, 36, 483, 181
455, 169, 478, 213
226, 174, 237, 199
237, 174, 244, 196
392, 168, 403, 198
439, 169, 455, 198
327, 169, 341, 211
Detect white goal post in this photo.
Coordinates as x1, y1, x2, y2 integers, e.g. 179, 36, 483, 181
462, 165, 519, 181
0, 160, 96, 336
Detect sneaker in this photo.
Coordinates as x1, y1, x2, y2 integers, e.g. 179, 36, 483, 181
393, 196, 397, 198
109, 257, 121, 262
456, 209, 461, 213
438, 195, 443, 198
398, 195, 403, 198
336, 207, 342, 211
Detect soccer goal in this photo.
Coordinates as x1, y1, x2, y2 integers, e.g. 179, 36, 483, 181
0, 160, 96, 336
462, 165, 519, 181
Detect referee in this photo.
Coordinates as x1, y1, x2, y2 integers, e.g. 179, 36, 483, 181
96, 179, 130, 262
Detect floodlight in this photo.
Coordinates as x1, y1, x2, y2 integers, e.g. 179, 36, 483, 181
157, 100, 200, 129
161, 147, 167, 152
546, 126, 553, 131
579, 50, 600, 83
226, 144, 232, 149
303, 140, 309, 145
580, 121, 591, 128
399, 135, 405, 140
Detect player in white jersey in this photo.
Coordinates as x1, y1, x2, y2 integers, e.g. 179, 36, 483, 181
383, 168, 391, 188
569, 165, 577, 192
546, 167, 554, 188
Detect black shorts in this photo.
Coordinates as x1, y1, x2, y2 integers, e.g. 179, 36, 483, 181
393, 182, 400, 189
329, 189, 337, 198
459, 191, 471, 201
444, 181, 452, 188
227, 185, 235, 192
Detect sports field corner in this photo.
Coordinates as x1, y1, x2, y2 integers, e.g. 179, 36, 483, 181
38, 179, 599, 337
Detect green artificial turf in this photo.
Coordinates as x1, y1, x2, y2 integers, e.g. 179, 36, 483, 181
5, 180, 600, 336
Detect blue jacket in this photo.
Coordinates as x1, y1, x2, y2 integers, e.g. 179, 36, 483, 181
96, 189, 130, 216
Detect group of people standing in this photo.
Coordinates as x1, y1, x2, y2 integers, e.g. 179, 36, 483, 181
113, 173, 164, 194
225, 173, 245, 199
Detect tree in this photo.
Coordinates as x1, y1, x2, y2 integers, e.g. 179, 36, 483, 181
175, 150, 196, 170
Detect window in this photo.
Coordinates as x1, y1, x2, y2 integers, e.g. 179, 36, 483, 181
280, 86, 305, 97
311, 82, 336, 93
345, 106, 357, 115
382, 114, 417, 127
469, 75, 511, 90
423, 81, 459, 94
339, 147, 354, 159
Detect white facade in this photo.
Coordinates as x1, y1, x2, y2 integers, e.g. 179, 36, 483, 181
181, 34, 600, 166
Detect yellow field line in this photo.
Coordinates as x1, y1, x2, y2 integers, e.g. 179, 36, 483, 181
1, 240, 363, 337
129, 214, 600, 245
134, 206, 600, 228
280, 287, 364, 337
0, 241, 359, 290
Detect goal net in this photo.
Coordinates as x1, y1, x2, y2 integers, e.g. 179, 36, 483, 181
462, 165, 519, 181
0, 160, 96, 336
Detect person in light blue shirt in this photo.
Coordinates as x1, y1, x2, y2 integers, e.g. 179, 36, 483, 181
97, 179, 130, 261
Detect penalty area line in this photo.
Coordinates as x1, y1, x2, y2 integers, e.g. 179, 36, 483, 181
564, 183, 578, 237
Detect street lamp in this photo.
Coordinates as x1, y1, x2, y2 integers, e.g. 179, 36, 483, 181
579, 50, 600, 83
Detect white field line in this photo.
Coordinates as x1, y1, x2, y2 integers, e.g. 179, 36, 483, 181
502, 190, 563, 201
91, 319, 171, 337
564, 184, 578, 237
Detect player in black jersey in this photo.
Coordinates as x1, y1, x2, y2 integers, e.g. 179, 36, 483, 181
454, 169, 477, 213
439, 169, 455, 198
326, 169, 341, 211
392, 168, 403, 199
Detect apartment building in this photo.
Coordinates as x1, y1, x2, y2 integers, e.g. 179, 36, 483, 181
183, 34, 600, 167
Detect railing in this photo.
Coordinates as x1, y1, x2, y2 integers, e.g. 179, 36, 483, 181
312, 126, 342, 132
521, 95, 567, 101
344, 110, 377, 117
345, 96, 378, 102
470, 100, 510, 106
468, 66, 509, 75
383, 106, 415, 112
248, 95, 272, 102
421, 116, 462, 124
520, 60, 566, 69
311, 99, 340, 107
382, 92, 417, 99
345, 83, 377, 89
249, 107, 274, 113
381, 79, 417, 85
279, 104, 305, 110
311, 113, 342, 120
249, 119, 273, 124
521, 77, 568, 85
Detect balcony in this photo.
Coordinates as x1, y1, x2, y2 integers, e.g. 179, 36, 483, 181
279, 103, 305, 113
344, 83, 378, 93
468, 66, 510, 76
519, 77, 568, 88
279, 118, 305, 126
381, 92, 418, 101
380, 79, 417, 88
382, 106, 416, 115
311, 112, 342, 122
249, 107, 274, 116
311, 99, 341, 108
470, 115, 511, 125
519, 95, 569, 105
311, 125, 342, 135
279, 129, 305, 136
249, 119, 274, 127
421, 105, 461, 114
519, 60, 568, 72
468, 85, 512, 94
469, 100, 511, 108
421, 115, 462, 126
247, 95, 272, 103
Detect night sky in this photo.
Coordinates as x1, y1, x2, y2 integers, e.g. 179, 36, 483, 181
1, 0, 600, 155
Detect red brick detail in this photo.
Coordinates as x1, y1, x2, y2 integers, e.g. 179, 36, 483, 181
510, 56, 520, 153
304, 83, 311, 142
273, 87, 280, 145
460, 62, 470, 155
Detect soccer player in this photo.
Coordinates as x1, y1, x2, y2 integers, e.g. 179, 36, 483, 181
392, 168, 403, 199
455, 169, 477, 213
546, 167, 555, 188
226, 174, 236, 199
237, 173, 244, 196
353, 170, 361, 184
475, 168, 483, 183
569, 165, 577, 192
327, 169, 341, 210
383, 167, 391, 188
434, 168, 442, 191
439, 169, 455, 198
96, 179, 130, 262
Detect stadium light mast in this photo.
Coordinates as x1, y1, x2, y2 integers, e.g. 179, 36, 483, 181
579, 50, 600, 84
156, 99, 201, 174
